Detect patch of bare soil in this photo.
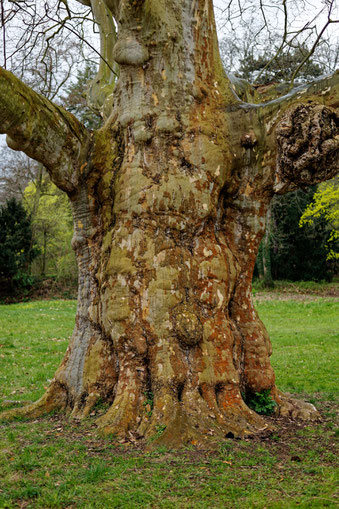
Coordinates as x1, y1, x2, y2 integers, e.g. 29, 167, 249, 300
32, 397, 337, 462
253, 280, 339, 301
254, 289, 339, 302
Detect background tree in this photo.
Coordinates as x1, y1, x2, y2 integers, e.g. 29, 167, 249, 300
216, 0, 339, 86
231, 41, 324, 85
61, 64, 103, 130
0, 0, 338, 446
0, 198, 39, 297
23, 177, 77, 282
300, 178, 339, 263
0, 149, 40, 205
269, 189, 334, 281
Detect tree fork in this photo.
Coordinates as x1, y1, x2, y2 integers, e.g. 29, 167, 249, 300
0, 0, 338, 446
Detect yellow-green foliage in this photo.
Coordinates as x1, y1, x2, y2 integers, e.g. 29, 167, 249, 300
24, 178, 77, 280
300, 179, 339, 260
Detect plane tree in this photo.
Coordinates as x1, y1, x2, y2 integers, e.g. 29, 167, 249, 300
0, 0, 338, 447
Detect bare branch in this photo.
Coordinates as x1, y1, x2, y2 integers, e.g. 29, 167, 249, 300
290, 19, 339, 88
254, 0, 288, 84
216, 0, 339, 85
0, 0, 6, 68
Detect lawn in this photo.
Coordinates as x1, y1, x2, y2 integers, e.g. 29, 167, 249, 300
0, 296, 338, 508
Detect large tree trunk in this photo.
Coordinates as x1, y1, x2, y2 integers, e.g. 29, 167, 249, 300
1, 0, 338, 447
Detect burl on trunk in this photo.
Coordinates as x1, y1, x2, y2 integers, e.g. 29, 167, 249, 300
0, 0, 338, 447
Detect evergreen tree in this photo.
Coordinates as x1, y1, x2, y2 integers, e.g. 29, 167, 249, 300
62, 64, 102, 130
238, 44, 324, 85
0, 198, 38, 295
270, 189, 334, 281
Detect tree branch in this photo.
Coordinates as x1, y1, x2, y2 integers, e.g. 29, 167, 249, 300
85, 0, 118, 115
0, 67, 90, 192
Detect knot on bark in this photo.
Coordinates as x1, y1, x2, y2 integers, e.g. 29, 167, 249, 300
241, 131, 257, 148
113, 37, 149, 66
276, 104, 339, 187
171, 303, 202, 347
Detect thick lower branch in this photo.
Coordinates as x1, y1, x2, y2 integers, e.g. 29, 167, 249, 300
0, 67, 90, 192
229, 72, 339, 198
274, 103, 338, 192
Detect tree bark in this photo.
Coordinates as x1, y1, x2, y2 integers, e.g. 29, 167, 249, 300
261, 205, 274, 288
1, 0, 338, 447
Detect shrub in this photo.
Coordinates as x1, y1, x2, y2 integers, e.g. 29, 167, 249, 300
245, 390, 277, 416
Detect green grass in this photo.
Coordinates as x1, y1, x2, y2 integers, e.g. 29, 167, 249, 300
0, 300, 76, 405
0, 296, 338, 508
255, 298, 339, 398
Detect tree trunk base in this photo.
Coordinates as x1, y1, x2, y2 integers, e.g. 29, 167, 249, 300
0, 383, 320, 448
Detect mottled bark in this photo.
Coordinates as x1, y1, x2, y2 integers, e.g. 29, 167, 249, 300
261, 205, 274, 288
1, 0, 338, 447
0, 68, 90, 192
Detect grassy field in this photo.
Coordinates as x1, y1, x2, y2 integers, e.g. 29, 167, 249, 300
0, 295, 338, 508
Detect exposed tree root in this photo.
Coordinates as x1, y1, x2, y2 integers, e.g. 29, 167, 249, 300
272, 388, 321, 421
0, 381, 320, 448
217, 385, 271, 433
0, 382, 67, 420
95, 377, 143, 437
92, 384, 275, 448
70, 392, 101, 420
